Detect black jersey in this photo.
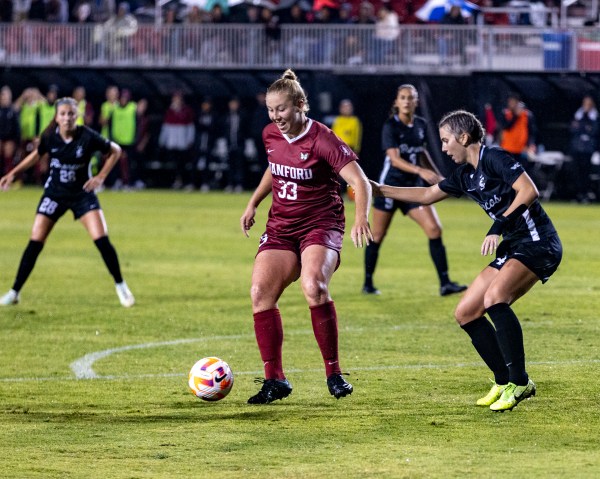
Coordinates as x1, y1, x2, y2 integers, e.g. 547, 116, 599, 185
438, 145, 558, 243
39, 126, 111, 196
378, 115, 428, 186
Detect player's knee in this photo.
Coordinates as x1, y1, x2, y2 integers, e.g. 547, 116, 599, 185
483, 285, 510, 310
372, 230, 386, 243
426, 225, 442, 239
454, 302, 476, 326
300, 277, 328, 303
250, 283, 273, 309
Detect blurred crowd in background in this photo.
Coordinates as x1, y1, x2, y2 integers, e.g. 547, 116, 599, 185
0, 0, 588, 28
1, 80, 599, 202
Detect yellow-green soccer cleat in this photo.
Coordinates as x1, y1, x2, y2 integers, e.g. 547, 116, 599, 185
476, 382, 507, 406
490, 380, 536, 412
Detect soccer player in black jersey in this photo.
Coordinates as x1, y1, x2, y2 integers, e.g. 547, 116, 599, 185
0, 97, 135, 308
363, 84, 466, 296
371, 110, 562, 412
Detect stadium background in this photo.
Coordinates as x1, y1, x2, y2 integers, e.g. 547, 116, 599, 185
2, 67, 598, 183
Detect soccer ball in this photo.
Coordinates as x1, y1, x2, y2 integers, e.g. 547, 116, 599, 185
188, 357, 234, 401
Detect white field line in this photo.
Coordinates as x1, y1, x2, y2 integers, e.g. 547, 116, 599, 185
0, 327, 596, 382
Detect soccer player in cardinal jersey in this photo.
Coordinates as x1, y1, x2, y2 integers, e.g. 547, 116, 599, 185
371, 110, 562, 412
363, 84, 466, 297
240, 69, 373, 404
0, 97, 135, 308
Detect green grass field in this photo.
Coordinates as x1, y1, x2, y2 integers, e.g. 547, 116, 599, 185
1, 187, 599, 478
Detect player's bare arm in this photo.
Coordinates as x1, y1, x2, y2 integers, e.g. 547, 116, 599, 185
241, 168, 273, 237
0, 149, 41, 190
339, 161, 373, 248
371, 181, 448, 206
84, 142, 121, 192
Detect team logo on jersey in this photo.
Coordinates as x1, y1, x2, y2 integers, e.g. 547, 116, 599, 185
478, 175, 486, 190
300, 152, 309, 161
259, 234, 268, 247
76, 146, 83, 158
418, 128, 425, 141
339, 145, 351, 156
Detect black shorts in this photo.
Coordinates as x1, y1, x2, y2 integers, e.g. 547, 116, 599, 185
489, 234, 563, 283
36, 190, 101, 222
373, 196, 421, 215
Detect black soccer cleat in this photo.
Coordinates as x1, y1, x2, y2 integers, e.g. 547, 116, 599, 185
247, 378, 293, 404
327, 373, 353, 399
361, 285, 381, 295
440, 281, 468, 297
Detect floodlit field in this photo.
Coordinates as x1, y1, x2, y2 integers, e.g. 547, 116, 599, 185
1, 188, 599, 478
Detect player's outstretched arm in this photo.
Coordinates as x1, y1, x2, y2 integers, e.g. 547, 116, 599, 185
0, 149, 41, 190
339, 161, 373, 248
371, 180, 448, 206
241, 168, 272, 237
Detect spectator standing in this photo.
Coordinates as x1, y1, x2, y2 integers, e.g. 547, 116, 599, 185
221, 96, 247, 192
72, 86, 94, 127
568, 95, 599, 203
332, 99, 362, 156
159, 91, 196, 190
33, 85, 60, 184
0, 86, 20, 176
99, 85, 119, 139
195, 97, 217, 191
374, 1, 400, 64
14, 87, 44, 184
38, 85, 59, 133
332, 98, 362, 199
498, 93, 537, 174
123, 97, 150, 190
109, 88, 137, 188
249, 91, 270, 171
439, 4, 467, 65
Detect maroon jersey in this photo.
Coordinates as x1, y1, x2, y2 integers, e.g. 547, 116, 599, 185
263, 119, 357, 236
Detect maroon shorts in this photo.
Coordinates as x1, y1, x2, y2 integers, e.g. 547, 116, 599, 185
257, 227, 344, 265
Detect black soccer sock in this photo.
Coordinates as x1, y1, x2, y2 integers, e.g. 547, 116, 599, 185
461, 317, 509, 385
364, 241, 381, 287
94, 236, 123, 284
429, 237, 450, 286
12, 240, 45, 292
486, 303, 529, 386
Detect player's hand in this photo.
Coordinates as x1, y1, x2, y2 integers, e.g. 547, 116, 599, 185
240, 206, 256, 238
83, 175, 105, 193
418, 168, 442, 185
0, 174, 15, 190
481, 234, 500, 256
369, 180, 382, 197
351, 220, 373, 248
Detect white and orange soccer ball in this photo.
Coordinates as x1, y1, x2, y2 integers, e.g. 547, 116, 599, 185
188, 357, 234, 401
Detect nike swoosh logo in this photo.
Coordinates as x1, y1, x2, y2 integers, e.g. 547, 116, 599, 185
215, 374, 227, 383
267, 149, 274, 154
